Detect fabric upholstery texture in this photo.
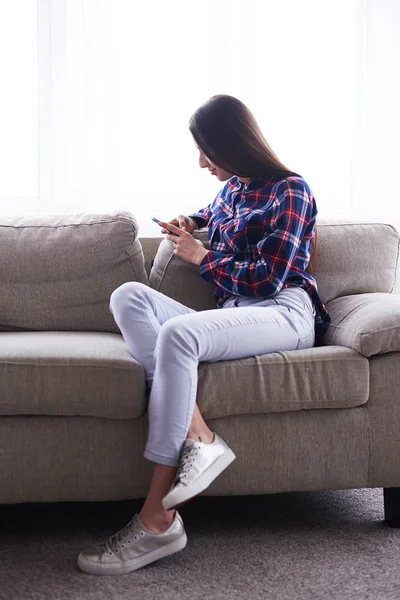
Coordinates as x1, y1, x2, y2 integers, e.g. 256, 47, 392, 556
368, 352, 400, 487
0, 407, 369, 504
0, 211, 147, 333
0, 331, 146, 419
0, 212, 399, 504
0, 333, 368, 419
324, 293, 400, 357
194, 345, 369, 419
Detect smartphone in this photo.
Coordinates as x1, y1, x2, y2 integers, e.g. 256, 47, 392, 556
151, 217, 178, 236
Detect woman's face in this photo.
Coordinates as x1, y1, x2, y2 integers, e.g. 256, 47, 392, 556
194, 141, 234, 182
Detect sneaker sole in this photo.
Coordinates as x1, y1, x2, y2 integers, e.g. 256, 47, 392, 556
162, 447, 236, 511
77, 530, 187, 575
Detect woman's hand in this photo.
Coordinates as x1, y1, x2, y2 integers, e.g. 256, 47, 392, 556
157, 221, 209, 265
160, 215, 197, 235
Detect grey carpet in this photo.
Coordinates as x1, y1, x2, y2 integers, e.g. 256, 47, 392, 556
0, 488, 399, 600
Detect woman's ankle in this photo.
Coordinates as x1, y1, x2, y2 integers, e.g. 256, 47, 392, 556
187, 429, 214, 443
139, 508, 176, 531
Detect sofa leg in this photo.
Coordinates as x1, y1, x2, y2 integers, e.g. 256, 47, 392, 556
383, 487, 400, 527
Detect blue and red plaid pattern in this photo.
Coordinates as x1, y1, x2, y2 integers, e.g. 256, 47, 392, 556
188, 174, 330, 343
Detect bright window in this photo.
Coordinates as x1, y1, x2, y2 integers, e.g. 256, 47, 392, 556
0, 0, 38, 200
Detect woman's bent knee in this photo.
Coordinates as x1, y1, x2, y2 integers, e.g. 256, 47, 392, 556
109, 281, 147, 312
155, 316, 198, 355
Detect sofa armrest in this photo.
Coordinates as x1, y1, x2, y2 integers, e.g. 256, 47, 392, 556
324, 293, 400, 357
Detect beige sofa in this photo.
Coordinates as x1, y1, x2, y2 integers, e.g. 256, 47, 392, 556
1, 211, 399, 527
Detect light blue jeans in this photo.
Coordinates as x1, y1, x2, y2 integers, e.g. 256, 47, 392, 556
109, 282, 316, 467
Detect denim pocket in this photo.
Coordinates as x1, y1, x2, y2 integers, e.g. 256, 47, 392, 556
271, 297, 292, 312
305, 299, 317, 318
296, 326, 315, 350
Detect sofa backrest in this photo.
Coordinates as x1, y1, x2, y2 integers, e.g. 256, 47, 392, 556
148, 219, 400, 310
0, 211, 147, 333
1, 213, 398, 332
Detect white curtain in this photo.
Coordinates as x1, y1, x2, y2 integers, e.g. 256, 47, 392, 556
1, 0, 399, 237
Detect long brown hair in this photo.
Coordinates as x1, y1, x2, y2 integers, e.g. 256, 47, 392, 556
189, 94, 317, 274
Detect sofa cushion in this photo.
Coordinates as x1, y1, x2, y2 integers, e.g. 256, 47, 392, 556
314, 219, 399, 303
0, 211, 147, 333
0, 332, 146, 419
196, 345, 368, 419
149, 236, 216, 311
0, 334, 368, 420
324, 293, 400, 357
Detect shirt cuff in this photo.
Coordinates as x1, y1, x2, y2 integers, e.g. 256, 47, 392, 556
199, 250, 226, 282
199, 251, 210, 271
188, 215, 208, 229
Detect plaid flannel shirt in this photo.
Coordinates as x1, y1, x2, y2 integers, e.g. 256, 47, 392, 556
188, 174, 330, 343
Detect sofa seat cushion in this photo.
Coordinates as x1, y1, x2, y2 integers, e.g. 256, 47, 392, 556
324, 293, 400, 357
195, 346, 369, 420
0, 332, 146, 419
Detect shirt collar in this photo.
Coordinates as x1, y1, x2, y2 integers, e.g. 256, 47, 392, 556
230, 175, 276, 193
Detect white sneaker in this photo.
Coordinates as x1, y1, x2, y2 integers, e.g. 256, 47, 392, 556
162, 432, 236, 511
77, 510, 187, 575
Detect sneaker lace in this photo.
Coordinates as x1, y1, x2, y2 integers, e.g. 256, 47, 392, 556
175, 443, 200, 481
106, 516, 142, 554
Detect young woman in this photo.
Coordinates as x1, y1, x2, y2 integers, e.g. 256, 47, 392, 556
77, 94, 331, 575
